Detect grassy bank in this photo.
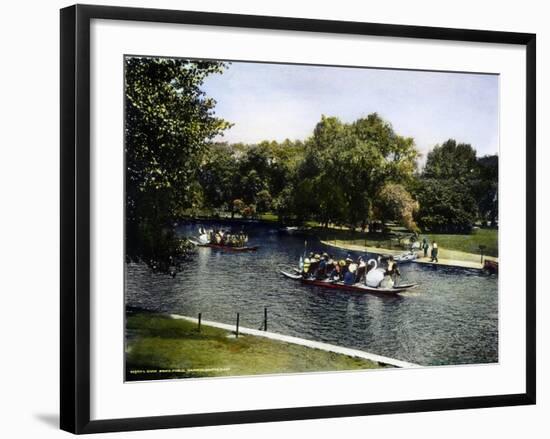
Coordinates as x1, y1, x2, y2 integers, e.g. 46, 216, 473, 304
317, 227, 498, 258
423, 229, 498, 257
126, 313, 383, 381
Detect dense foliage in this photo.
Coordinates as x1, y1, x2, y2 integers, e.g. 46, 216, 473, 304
194, 114, 420, 230
416, 139, 498, 232
375, 183, 420, 232
292, 115, 419, 228
125, 57, 231, 269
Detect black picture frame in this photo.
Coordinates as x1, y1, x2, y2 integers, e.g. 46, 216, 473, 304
60, 4, 536, 434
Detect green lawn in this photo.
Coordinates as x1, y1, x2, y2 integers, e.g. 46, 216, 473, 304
314, 226, 498, 258
257, 212, 279, 222
424, 229, 498, 257
126, 313, 384, 381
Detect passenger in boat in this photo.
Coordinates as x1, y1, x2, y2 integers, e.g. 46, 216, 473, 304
316, 253, 329, 280
240, 234, 245, 247
325, 254, 335, 275
343, 265, 356, 285
348, 260, 358, 283
344, 271, 355, 285
385, 255, 401, 279
341, 257, 352, 277
309, 254, 321, 278
431, 242, 439, 263
356, 256, 367, 282
337, 259, 346, 277
302, 253, 313, 278
330, 260, 344, 281
329, 263, 341, 280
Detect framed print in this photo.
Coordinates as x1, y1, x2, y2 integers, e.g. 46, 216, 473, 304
60, 4, 536, 434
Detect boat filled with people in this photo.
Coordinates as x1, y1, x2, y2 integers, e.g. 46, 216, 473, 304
280, 252, 418, 294
190, 227, 259, 252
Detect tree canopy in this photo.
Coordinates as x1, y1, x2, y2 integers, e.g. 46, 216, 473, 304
375, 183, 419, 232
291, 114, 419, 229
125, 57, 231, 266
416, 139, 498, 232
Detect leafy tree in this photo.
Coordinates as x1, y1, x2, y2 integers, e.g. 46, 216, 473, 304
273, 185, 296, 223
237, 169, 267, 204
234, 140, 304, 204
232, 199, 245, 215
255, 189, 272, 213
311, 115, 345, 151
293, 113, 419, 229
198, 143, 238, 210
238, 144, 272, 179
423, 139, 478, 183
416, 179, 477, 232
374, 183, 419, 232
474, 155, 498, 226
241, 204, 257, 218
125, 57, 231, 267
417, 139, 496, 231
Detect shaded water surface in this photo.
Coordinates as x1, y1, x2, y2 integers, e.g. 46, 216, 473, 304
126, 222, 498, 366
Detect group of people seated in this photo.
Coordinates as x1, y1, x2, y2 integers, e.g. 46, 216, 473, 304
301, 252, 401, 287
199, 227, 248, 247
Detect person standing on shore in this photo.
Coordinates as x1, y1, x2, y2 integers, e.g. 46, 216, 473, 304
431, 242, 439, 263
422, 238, 429, 257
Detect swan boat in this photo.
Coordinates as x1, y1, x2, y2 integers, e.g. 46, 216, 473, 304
188, 237, 258, 252
189, 228, 259, 252
197, 242, 259, 252
280, 270, 417, 294
280, 259, 417, 295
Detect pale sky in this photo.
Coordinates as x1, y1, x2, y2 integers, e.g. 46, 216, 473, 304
202, 61, 499, 159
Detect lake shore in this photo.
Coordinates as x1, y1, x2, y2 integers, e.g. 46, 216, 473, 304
320, 240, 498, 270
126, 312, 391, 381
179, 215, 498, 258
178, 216, 498, 270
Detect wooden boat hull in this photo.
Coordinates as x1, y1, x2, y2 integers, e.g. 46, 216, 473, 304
198, 243, 259, 252
280, 270, 417, 294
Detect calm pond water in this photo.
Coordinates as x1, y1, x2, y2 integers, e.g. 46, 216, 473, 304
126, 221, 498, 366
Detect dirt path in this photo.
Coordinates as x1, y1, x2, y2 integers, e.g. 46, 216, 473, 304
321, 240, 498, 270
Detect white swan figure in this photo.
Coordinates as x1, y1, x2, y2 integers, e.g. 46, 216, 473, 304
197, 227, 209, 244
365, 259, 385, 287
